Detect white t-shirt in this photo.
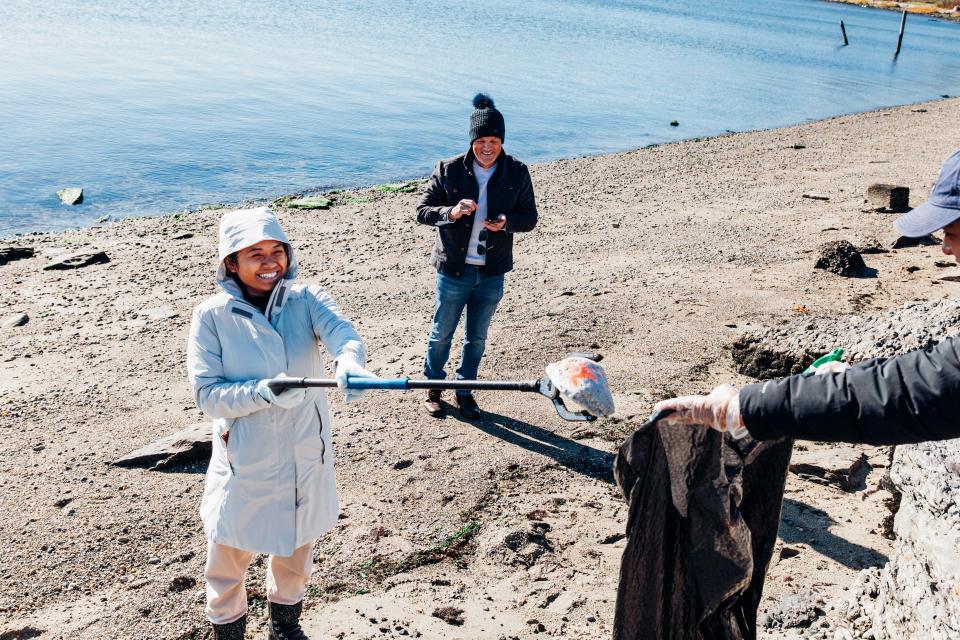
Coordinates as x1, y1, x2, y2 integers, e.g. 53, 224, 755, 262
466, 161, 496, 265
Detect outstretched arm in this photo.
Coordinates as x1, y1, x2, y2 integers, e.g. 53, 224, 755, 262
654, 336, 960, 446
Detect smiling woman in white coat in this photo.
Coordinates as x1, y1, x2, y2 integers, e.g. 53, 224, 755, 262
187, 207, 374, 640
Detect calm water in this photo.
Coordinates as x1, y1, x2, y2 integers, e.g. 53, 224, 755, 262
2, 0, 960, 236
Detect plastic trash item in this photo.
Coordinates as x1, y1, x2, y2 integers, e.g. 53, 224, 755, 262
803, 347, 844, 374
545, 356, 615, 418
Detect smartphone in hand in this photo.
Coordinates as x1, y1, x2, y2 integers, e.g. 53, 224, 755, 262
483, 214, 507, 231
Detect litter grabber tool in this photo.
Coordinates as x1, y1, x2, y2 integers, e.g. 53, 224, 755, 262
267, 353, 615, 422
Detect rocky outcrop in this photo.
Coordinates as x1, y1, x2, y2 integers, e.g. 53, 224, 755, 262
843, 441, 960, 639
731, 299, 960, 379
732, 299, 960, 638
876, 441, 960, 637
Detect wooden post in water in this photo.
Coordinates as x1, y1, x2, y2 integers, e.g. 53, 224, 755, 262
895, 10, 907, 57
840, 20, 848, 46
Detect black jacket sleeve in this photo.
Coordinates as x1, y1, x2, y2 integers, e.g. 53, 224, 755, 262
416, 161, 454, 226
505, 163, 538, 233
740, 335, 960, 445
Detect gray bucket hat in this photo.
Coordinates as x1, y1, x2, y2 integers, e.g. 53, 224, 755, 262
894, 149, 960, 237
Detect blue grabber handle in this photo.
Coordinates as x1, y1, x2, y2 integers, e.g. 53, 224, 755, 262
343, 377, 408, 390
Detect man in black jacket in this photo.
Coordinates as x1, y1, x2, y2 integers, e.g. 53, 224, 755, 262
416, 94, 538, 419
655, 149, 960, 445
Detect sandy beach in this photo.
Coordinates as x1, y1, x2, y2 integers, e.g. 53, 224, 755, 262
1, 96, 959, 639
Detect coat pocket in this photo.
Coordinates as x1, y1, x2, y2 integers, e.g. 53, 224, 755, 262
314, 404, 327, 464
226, 414, 275, 477
221, 418, 237, 475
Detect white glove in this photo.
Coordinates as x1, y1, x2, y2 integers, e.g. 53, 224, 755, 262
334, 354, 377, 403
814, 360, 851, 375
256, 379, 308, 409
652, 384, 749, 438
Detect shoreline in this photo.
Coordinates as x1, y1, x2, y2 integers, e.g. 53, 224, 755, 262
3, 95, 957, 243
1, 96, 960, 638
829, 0, 960, 22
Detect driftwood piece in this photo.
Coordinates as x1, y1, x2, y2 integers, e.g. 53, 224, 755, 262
112, 422, 212, 470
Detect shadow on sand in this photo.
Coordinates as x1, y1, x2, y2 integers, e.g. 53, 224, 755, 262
443, 401, 615, 483
780, 497, 888, 569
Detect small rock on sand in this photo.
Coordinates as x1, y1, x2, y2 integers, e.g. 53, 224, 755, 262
142, 306, 178, 321
890, 234, 940, 249
43, 251, 110, 270
866, 184, 909, 213
112, 422, 212, 470
0, 247, 35, 265
287, 196, 332, 210
790, 448, 870, 492
169, 576, 196, 592
431, 607, 464, 626
814, 241, 867, 277
779, 546, 801, 560
2, 312, 28, 329
857, 238, 889, 255
764, 590, 824, 629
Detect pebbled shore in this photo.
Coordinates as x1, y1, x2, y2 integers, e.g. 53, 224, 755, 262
830, 0, 960, 22
1, 97, 959, 639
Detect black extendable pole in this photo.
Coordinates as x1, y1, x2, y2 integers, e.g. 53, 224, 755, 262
406, 379, 540, 392
268, 376, 541, 394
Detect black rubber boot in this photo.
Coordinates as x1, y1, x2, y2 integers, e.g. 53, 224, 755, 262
212, 615, 246, 640
456, 393, 481, 419
268, 601, 309, 640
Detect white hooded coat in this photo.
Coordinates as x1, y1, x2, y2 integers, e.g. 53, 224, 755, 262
187, 207, 364, 556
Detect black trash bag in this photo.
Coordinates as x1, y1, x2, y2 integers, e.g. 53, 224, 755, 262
613, 419, 793, 640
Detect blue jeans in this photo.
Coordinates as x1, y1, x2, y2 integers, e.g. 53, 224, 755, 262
424, 265, 504, 396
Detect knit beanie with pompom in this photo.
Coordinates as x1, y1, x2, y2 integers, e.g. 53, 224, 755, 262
469, 93, 505, 143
